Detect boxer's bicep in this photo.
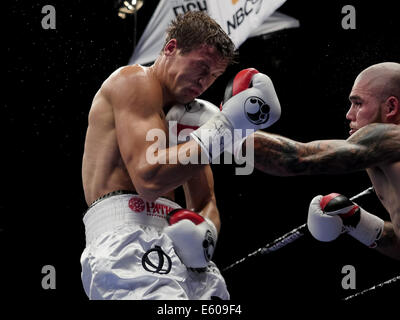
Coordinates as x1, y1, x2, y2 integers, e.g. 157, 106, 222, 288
113, 90, 165, 193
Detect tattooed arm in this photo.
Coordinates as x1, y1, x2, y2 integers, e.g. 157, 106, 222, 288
250, 123, 400, 176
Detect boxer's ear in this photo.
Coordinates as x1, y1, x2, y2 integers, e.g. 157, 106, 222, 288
164, 39, 178, 56
384, 95, 399, 122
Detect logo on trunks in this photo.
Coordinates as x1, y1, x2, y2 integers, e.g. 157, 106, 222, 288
128, 197, 174, 219
142, 245, 172, 274
128, 197, 145, 212
203, 230, 215, 262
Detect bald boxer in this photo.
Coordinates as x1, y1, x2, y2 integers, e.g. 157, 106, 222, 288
80, 11, 281, 300
238, 62, 400, 259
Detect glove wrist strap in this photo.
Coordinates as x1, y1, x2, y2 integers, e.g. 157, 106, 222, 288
190, 113, 235, 161
345, 207, 384, 247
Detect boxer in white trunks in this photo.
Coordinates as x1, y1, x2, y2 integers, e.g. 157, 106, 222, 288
80, 11, 281, 299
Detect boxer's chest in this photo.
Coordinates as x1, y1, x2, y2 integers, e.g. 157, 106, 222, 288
367, 162, 400, 218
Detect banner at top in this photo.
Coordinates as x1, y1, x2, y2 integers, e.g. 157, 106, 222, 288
207, 0, 286, 48
129, 0, 288, 65
129, 0, 208, 65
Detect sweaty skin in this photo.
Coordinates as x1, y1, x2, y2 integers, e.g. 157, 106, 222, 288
249, 62, 400, 259
82, 41, 228, 230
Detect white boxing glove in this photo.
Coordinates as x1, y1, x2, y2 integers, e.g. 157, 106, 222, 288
308, 193, 384, 247
191, 68, 281, 161
307, 195, 344, 242
164, 209, 218, 270
166, 99, 220, 145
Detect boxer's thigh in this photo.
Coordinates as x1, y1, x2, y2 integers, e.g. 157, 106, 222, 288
81, 224, 190, 300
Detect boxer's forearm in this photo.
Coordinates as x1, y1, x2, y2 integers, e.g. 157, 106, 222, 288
136, 140, 208, 201
375, 222, 400, 260
196, 199, 221, 233
252, 132, 363, 176
182, 165, 221, 232
252, 123, 400, 176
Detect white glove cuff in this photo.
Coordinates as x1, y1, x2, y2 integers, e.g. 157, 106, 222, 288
190, 113, 234, 161
347, 208, 384, 247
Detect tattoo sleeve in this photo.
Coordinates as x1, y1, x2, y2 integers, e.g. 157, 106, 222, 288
253, 123, 400, 176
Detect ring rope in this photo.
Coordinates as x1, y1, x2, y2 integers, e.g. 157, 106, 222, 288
222, 187, 375, 272
343, 274, 400, 301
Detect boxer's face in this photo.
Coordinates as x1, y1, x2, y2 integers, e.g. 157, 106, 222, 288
346, 75, 385, 136
165, 40, 228, 103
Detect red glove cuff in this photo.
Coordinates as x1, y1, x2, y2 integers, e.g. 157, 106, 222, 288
320, 193, 359, 219
167, 209, 205, 226
220, 68, 259, 110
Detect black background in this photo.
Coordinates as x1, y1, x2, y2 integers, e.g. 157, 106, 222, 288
3, 0, 400, 313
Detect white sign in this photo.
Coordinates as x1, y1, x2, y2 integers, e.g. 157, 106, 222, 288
129, 0, 292, 65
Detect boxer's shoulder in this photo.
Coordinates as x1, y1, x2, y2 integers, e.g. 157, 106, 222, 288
348, 123, 400, 146
105, 65, 154, 91
103, 65, 162, 110
110, 64, 148, 79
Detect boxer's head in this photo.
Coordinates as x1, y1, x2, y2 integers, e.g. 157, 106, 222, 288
164, 11, 236, 63
347, 62, 400, 135
160, 11, 236, 104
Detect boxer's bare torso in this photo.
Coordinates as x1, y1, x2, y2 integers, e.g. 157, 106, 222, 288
82, 65, 172, 206
81, 41, 228, 234
368, 162, 400, 233
82, 43, 227, 211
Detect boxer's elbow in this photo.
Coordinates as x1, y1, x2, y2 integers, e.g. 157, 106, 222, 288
376, 220, 400, 261
132, 164, 164, 202
388, 235, 400, 261
392, 215, 400, 259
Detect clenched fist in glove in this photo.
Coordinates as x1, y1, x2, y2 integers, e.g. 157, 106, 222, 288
191, 68, 281, 160
307, 193, 384, 247
164, 208, 218, 270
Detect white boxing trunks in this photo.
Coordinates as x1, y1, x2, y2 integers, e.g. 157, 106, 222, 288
80, 191, 230, 300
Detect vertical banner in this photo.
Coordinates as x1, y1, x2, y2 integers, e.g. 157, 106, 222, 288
207, 0, 286, 48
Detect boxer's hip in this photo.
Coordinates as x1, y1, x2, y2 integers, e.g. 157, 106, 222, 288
80, 191, 229, 300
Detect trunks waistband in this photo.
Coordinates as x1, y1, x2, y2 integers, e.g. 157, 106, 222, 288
85, 190, 174, 215
82, 191, 181, 245
88, 190, 134, 209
